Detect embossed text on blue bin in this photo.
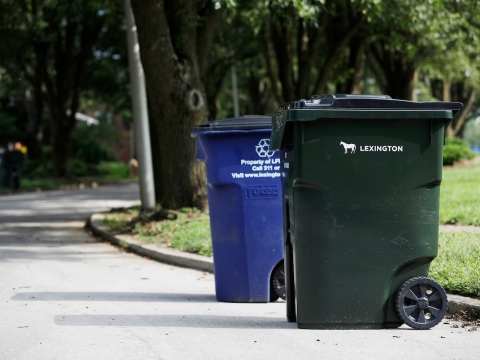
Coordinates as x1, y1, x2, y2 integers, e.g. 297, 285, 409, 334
245, 185, 279, 199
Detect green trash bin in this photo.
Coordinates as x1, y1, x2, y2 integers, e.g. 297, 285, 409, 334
270, 94, 463, 330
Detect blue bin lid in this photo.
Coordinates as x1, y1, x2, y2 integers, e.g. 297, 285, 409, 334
278, 94, 463, 113
193, 115, 272, 132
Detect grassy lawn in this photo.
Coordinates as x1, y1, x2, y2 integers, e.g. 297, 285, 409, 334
440, 163, 480, 225
1, 177, 88, 193
430, 231, 480, 298
95, 162, 132, 180
104, 207, 212, 257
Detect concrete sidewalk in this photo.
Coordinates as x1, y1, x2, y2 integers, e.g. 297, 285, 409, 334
89, 212, 480, 320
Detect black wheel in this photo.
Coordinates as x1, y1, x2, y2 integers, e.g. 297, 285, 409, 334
270, 260, 285, 302
396, 277, 448, 330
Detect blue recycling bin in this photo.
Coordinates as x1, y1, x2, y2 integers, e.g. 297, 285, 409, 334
192, 116, 284, 302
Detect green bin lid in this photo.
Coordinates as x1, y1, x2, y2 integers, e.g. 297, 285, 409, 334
278, 94, 463, 112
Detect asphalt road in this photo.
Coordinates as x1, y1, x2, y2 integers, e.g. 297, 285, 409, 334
0, 183, 479, 360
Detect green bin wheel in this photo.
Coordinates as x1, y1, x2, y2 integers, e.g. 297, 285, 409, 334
395, 277, 448, 330
270, 260, 285, 302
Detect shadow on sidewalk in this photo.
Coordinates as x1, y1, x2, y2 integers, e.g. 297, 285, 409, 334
11, 291, 216, 303
54, 314, 296, 329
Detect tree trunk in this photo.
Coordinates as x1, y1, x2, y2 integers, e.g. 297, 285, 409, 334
50, 110, 75, 177
443, 81, 452, 102
443, 81, 455, 138
296, 19, 325, 99
369, 42, 418, 100
51, 127, 71, 178
408, 70, 419, 101
261, 22, 284, 105
349, 40, 366, 94
205, 58, 230, 120
447, 87, 477, 139
248, 74, 270, 115
131, 0, 207, 209
21, 79, 43, 161
338, 37, 366, 94
271, 19, 296, 102
430, 79, 443, 100
314, 14, 364, 95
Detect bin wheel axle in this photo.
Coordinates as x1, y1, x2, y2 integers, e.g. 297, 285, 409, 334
270, 261, 286, 301
396, 277, 448, 330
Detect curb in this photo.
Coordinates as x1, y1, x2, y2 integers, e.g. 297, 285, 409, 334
439, 224, 480, 233
446, 294, 480, 319
87, 213, 214, 273
87, 212, 480, 319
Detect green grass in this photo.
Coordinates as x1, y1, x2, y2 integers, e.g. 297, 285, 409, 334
0, 178, 71, 194
96, 162, 132, 179
430, 231, 480, 297
440, 163, 480, 225
104, 207, 212, 257
0, 161, 135, 195
20, 178, 66, 190
104, 217, 131, 232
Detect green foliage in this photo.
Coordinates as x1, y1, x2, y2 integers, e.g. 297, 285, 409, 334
442, 138, 475, 165
422, 1, 480, 87
373, 0, 473, 62
440, 164, 480, 225
67, 159, 100, 178
0, 0, 127, 177
23, 146, 103, 179
69, 116, 120, 165
23, 143, 128, 181
0, 112, 21, 145
23, 114, 123, 178
430, 231, 480, 297
22, 147, 53, 179
23, 160, 52, 179
70, 137, 116, 165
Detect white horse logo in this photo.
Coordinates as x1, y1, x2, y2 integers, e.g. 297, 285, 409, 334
340, 141, 356, 154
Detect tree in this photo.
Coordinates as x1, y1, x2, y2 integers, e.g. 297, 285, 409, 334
367, 0, 478, 102
0, 4, 44, 159
130, 0, 226, 209
421, 0, 480, 138
253, 0, 379, 104
0, 0, 123, 176
206, 4, 278, 119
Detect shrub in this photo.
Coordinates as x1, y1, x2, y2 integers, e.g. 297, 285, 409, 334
70, 138, 116, 165
68, 159, 100, 178
22, 147, 53, 179
443, 138, 475, 165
